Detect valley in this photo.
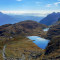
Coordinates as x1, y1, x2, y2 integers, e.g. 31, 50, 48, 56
0, 12, 60, 60
0, 0, 60, 59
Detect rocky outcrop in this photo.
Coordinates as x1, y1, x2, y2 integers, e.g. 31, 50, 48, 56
44, 20, 60, 59
0, 20, 47, 36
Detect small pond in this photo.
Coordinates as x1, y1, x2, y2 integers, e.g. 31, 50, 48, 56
27, 36, 50, 49
43, 28, 49, 31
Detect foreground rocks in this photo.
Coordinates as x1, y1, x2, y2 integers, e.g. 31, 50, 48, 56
4, 50, 43, 60
44, 20, 60, 60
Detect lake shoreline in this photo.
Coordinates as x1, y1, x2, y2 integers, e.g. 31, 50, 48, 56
27, 36, 50, 49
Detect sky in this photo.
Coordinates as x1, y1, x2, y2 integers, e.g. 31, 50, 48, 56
0, 0, 60, 16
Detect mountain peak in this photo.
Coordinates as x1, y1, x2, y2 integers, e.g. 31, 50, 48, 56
0, 12, 3, 15
58, 18, 60, 21
40, 12, 60, 26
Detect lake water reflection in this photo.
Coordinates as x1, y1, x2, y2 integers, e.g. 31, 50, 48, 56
27, 36, 50, 49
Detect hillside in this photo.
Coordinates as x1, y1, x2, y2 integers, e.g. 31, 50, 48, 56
43, 20, 60, 59
0, 20, 47, 60
0, 17, 60, 60
0, 20, 47, 37
40, 12, 60, 26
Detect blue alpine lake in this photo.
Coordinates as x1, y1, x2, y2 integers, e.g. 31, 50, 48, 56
27, 36, 50, 49
43, 28, 49, 31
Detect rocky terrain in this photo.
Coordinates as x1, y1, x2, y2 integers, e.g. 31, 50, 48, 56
0, 18, 60, 60
0, 20, 47, 60
43, 19, 60, 60
0, 20, 47, 37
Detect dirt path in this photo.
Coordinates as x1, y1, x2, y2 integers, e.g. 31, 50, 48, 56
2, 45, 6, 60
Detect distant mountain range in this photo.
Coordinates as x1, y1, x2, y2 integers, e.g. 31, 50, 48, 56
0, 12, 17, 25
1, 11, 60, 26
0, 12, 43, 26
12, 15, 43, 22
40, 12, 60, 26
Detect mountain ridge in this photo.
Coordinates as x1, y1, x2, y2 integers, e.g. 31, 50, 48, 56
0, 20, 47, 37
43, 19, 60, 59
40, 12, 60, 26
0, 12, 43, 26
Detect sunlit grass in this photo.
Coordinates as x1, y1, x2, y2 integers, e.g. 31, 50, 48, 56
0, 50, 3, 60
0, 36, 45, 60
5, 36, 44, 59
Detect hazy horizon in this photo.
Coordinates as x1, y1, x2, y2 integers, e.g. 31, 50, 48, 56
0, 0, 60, 17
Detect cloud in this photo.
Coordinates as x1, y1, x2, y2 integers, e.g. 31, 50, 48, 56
46, 4, 52, 7
54, 2, 60, 6
58, 0, 60, 1
36, 2, 42, 6
36, 2, 41, 4
16, 0, 22, 1
1, 10, 60, 17
1, 11, 25, 14
0, 10, 49, 16
46, 2, 60, 7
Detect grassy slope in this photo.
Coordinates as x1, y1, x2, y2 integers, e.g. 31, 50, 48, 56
5, 36, 44, 60
0, 20, 47, 60
0, 51, 3, 60
0, 36, 44, 60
